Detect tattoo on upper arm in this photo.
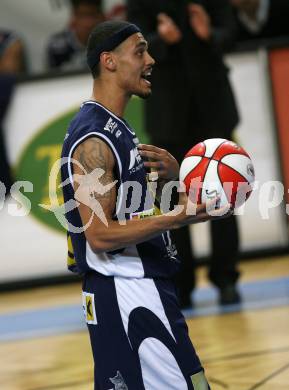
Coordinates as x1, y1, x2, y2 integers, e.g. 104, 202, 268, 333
73, 138, 117, 209
77, 138, 107, 173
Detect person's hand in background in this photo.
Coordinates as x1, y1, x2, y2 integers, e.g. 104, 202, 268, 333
0, 38, 24, 74
157, 13, 182, 44
188, 3, 212, 41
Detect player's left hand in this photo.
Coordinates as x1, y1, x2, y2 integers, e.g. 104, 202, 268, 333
187, 3, 211, 41
138, 144, 179, 181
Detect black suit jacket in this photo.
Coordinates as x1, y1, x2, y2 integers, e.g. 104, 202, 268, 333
234, 0, 289, 42
127, 0, 239, 144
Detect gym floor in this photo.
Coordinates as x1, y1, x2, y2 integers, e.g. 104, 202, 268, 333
0, 256, 288, 389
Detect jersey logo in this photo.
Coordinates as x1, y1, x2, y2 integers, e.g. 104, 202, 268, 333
109, 371, 128, 390
104, 117, 122, 138
82, 292, 97, 325
129, 147, 142, 171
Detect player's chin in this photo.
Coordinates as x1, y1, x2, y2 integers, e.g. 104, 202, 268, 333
135, 87, 152, 99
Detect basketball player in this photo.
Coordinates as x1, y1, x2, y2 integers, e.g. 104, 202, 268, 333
61, 20, 230, 390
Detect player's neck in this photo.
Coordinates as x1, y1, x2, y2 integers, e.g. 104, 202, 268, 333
91, 79, 129, 118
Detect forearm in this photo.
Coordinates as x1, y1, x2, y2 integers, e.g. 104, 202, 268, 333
88, 210, 182, 253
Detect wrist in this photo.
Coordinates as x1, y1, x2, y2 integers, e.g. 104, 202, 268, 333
164, 205, 186, 230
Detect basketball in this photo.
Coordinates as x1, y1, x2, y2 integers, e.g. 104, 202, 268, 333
179, 138, 255, 208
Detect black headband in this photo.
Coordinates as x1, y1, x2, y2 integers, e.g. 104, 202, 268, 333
87, 24, 141, 70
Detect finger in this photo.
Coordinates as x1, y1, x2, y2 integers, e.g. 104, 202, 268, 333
197, 203, 207, 214
145, 166, 168, 178
154, 170, 168, 180
205, 196, 222, 209
149, 169, 167, 181
192, 204, 232, 223
208, 204, 233, 218
138, 143, 166, 153
190, 196, 221, 215
143, 161, 165, 169
139, 150, 164, 161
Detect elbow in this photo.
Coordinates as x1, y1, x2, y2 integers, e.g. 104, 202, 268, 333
88, 237, 115, 254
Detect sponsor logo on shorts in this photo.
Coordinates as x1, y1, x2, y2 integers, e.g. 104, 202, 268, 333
82, 292, 97, 325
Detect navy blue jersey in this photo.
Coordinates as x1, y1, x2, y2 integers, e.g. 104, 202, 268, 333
61, 101, 180, 278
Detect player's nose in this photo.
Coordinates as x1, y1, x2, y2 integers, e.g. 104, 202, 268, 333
145, 51, 155, 67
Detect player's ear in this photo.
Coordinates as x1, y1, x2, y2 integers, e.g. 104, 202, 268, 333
100, 52, 116, 71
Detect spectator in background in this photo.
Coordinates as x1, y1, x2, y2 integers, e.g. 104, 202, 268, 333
0, 29, 25, 194
230, 0, 289, 42
46, 0, 104, 70
106, 2, 127, 21
0, 30, 25, 73
128, 0, 241, 307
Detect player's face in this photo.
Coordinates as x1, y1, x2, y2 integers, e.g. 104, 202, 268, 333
114, 33, 155, 98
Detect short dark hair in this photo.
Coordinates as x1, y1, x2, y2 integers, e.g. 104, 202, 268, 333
70, 0, 102, 11
87, 20, 133, 79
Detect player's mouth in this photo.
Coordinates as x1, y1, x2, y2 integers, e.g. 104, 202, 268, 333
141, 68, 152, 87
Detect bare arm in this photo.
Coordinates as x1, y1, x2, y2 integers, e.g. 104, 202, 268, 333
72, 137, 229, 254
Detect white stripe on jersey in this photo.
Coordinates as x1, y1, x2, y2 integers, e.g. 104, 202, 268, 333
86, 242, 145, 278
83, 101, 135, 135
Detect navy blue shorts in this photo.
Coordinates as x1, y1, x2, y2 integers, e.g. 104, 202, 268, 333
82, 272, 210, 389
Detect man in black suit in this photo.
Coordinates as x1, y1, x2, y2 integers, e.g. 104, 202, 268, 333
230, 0, 289, 42
127, 0, 241, 307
